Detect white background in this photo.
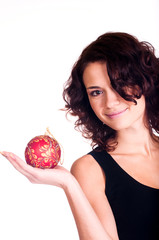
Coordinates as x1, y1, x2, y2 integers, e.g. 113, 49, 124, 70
0, 0, 158, 239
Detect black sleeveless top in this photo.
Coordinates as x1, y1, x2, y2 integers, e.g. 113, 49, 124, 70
88, 150, 159, 240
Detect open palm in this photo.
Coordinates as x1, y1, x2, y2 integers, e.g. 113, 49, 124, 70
1, 151, 71, 189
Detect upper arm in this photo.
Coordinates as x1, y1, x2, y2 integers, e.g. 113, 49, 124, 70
71, 154, 119, 240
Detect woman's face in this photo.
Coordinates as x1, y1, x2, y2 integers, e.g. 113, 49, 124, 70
83, 61, 146, 131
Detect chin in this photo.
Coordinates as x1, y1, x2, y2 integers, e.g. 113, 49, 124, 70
107, 122, 131, 131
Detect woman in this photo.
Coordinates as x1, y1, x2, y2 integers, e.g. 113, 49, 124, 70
1, 32, 159, 240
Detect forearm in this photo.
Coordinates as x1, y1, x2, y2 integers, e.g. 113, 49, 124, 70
63, 175, 112, 240
0, 151, 114, 239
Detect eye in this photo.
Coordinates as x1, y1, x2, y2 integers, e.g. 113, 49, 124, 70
89, 90, 103, 97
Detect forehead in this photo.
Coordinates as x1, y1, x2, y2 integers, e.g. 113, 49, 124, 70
83, 62, 111, 88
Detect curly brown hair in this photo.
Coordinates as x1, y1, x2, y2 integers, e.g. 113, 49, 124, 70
63, 32, 159, 151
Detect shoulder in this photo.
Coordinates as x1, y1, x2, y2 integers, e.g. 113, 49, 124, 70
71, 154, 119, 239
71, 154, 105, 196
71, 153, 104, 178
71, 154, 96, 172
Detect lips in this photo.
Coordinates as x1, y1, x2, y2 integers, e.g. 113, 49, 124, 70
106, 108, 128, 119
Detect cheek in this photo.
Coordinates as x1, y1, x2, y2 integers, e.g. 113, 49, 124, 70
89, 102, 105, 123
130, 96, 146, 114
89, 99, 102, 116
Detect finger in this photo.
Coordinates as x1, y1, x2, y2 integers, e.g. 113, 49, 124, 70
1, 151, 39, 181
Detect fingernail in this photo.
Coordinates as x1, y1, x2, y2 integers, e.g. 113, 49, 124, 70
0, 151, 8, 157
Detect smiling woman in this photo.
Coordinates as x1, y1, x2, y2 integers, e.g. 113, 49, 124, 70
62, 32, 159, 239
83, 62, 146, 131
63, 32, 159, 151
2, 32, 159, 240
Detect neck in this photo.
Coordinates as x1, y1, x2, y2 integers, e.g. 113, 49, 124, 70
114, 122, 158, 156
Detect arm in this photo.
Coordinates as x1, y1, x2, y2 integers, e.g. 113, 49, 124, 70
64, 174, 113, 240
1, 152, 119, 240
69, 154, 119, 240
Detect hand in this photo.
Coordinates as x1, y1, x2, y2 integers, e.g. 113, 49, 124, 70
0, 151, 72, 189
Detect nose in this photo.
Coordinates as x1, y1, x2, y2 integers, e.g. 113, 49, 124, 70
105, 88, 120, 109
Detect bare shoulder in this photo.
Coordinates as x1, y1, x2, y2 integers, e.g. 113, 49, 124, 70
71, 154, 105, 198
71, 154, 119, 239
71, 154, 105, 181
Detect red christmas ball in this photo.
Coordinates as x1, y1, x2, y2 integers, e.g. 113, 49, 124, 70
25, 135, 61, 169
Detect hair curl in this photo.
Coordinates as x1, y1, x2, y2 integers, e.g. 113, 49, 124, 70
63, 32, 159, 151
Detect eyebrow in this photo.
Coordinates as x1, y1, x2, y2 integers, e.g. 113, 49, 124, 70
86, 86, 101, 90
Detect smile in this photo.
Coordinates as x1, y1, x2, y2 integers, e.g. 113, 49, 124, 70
106, 108, 128, 119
